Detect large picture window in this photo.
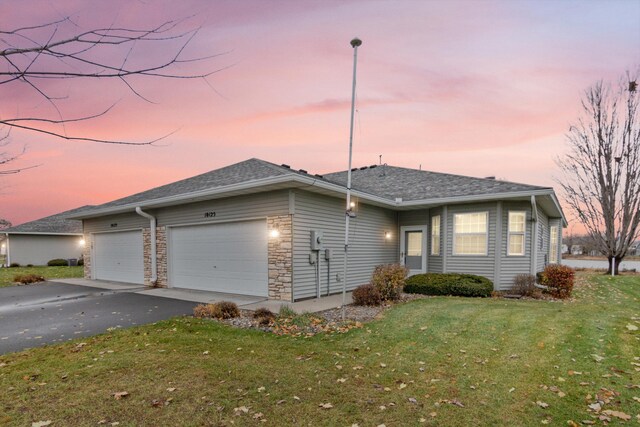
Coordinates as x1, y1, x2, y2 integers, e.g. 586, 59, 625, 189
453, 212, 488, 255
508, 211, 526, 256
431, 215, 440, 255
549, 225, 559, 263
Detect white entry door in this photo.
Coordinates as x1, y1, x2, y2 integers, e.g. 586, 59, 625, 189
93, 230, 144, 284
400, 225, 427, 276
168, 220, 268, 296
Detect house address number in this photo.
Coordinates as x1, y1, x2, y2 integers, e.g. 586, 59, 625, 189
204, 211, 216, 218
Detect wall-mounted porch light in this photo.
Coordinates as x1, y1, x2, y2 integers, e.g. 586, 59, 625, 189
384, 231, 392, 240
79, 239, 86, 247
269, 229, 280, 238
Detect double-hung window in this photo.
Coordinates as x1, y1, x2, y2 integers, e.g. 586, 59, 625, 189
453, 212, 488, 255
549, 225, 559, 263
508, 211, 526, 256
431, 215, 441, 255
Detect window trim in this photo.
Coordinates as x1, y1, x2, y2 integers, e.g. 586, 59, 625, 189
507, 211, 526, 256
549, 225, 559, 263
452, 211, 489, 256
430, 215, 441, 256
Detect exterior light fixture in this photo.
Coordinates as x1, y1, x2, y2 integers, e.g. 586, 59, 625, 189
79, 239, 86, 247
349, 201, 356, 209
384, 231, 392, 240
269, 229, 280, 238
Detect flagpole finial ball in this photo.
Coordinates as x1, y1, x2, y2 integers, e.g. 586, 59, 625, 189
350, 38, 362, 48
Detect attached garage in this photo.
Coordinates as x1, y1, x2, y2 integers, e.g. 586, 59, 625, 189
168, 220, 268, 296
93, 230, 144, 284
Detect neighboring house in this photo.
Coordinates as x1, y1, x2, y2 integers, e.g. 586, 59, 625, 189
2, 206, 91, 266
571, 245, 583, 255
68, 158, 566, 300
561, 244, 569, 254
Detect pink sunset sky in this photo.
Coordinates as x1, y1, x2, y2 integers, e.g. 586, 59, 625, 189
1, 0, 639, 233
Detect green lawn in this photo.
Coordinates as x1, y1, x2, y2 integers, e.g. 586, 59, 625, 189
0, 266, 84, 288
0, 273, 638, 426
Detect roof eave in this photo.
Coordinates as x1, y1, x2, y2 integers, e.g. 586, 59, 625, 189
4, 232, 83, 236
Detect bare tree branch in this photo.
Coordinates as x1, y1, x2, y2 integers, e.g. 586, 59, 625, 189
556, 73, 640, 274
0, 12, 226, 174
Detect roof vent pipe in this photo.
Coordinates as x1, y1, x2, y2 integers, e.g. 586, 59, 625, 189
135, 207, 157, 284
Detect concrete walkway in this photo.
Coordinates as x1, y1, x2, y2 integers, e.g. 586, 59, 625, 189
52, 278, 353, 313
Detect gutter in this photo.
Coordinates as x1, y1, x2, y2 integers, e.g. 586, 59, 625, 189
135, 207, 157, 284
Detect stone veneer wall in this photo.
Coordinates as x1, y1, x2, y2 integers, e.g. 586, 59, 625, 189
83, 233, 92, 279
156, 227, 167, 288
142, 227, 168, 288
267, 215, 293, 301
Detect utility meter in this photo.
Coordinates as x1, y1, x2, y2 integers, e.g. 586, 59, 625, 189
310, 230, 324, 250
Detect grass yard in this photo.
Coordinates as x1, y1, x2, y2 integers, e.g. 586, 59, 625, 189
0, 266, 84, 288
0, 272, 638, 426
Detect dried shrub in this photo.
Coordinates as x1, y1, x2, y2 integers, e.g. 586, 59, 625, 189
404, 273, 493, 297
371, 263, 408, 301
211, 301, 240, 319
540, 264, 575, 299
13, 274, 46, 285
47, 258, 69, 266
512, 274, 540, 297
193, 304, 216, 318
278, 305, 297, 318
253, 307, 275, 326
9, 263, 20, 268
352, 283, 383, 306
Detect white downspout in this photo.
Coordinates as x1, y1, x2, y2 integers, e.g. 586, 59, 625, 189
135, 207, 157, 284
531, 195, 538, 276
3, 233, 9, 268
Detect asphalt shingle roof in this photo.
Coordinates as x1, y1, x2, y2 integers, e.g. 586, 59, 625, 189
93, 158, 294, 209
322, 165, 548, 201
4, 205, 92, 234
76, 158, 551, 215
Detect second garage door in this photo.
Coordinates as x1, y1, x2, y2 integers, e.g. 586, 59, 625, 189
168, 220, 268, 296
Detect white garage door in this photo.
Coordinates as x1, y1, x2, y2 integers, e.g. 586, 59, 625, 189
169, 220, 268, 296
93, 230, 144, 284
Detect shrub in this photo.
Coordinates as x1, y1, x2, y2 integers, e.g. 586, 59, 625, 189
371, 263, 408, 301
404, 273, 493, 297
13, 274, 46, 285
211, 301, 240, 319
26, 264, 34, 267
540, 264, 575, 299
78, 258, 84, 266
9, 263, 20, 268
193, 304, 216, 318
47, 258, 69, 267
352, 283, 383, 306
278, 305, 298, 318
253, 307, 275, 326
512, 274, 540, 297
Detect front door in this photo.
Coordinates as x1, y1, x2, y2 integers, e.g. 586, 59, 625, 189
400, 226, 427, 276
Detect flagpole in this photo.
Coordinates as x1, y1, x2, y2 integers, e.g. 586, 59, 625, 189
342, 37, 362, 320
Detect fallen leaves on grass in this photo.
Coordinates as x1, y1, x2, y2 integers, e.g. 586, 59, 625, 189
536, 401, 549, 408
319, 402, 333, 409
601, 410, 631, 421
31, 421, 52, 427
113, 391, 129, 400
626, 323, 638, 331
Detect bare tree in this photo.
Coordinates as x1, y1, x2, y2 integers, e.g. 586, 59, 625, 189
0, 14, 225, 172
557, 75, 640, 274
0, 218, 10, 230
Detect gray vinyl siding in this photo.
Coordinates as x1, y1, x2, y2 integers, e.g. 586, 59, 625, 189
84, 212, 148, 233
399, 210, 428, 227
536, 206, 549, 272
498, 202, 533, 291
154, 191, 289, 226
445, 203, 497, 284
292, 190, 398, 300
428, 208, 443, 273
7, 234, 82, 266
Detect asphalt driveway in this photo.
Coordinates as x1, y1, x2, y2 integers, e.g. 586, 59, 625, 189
0, 282, 198, 355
